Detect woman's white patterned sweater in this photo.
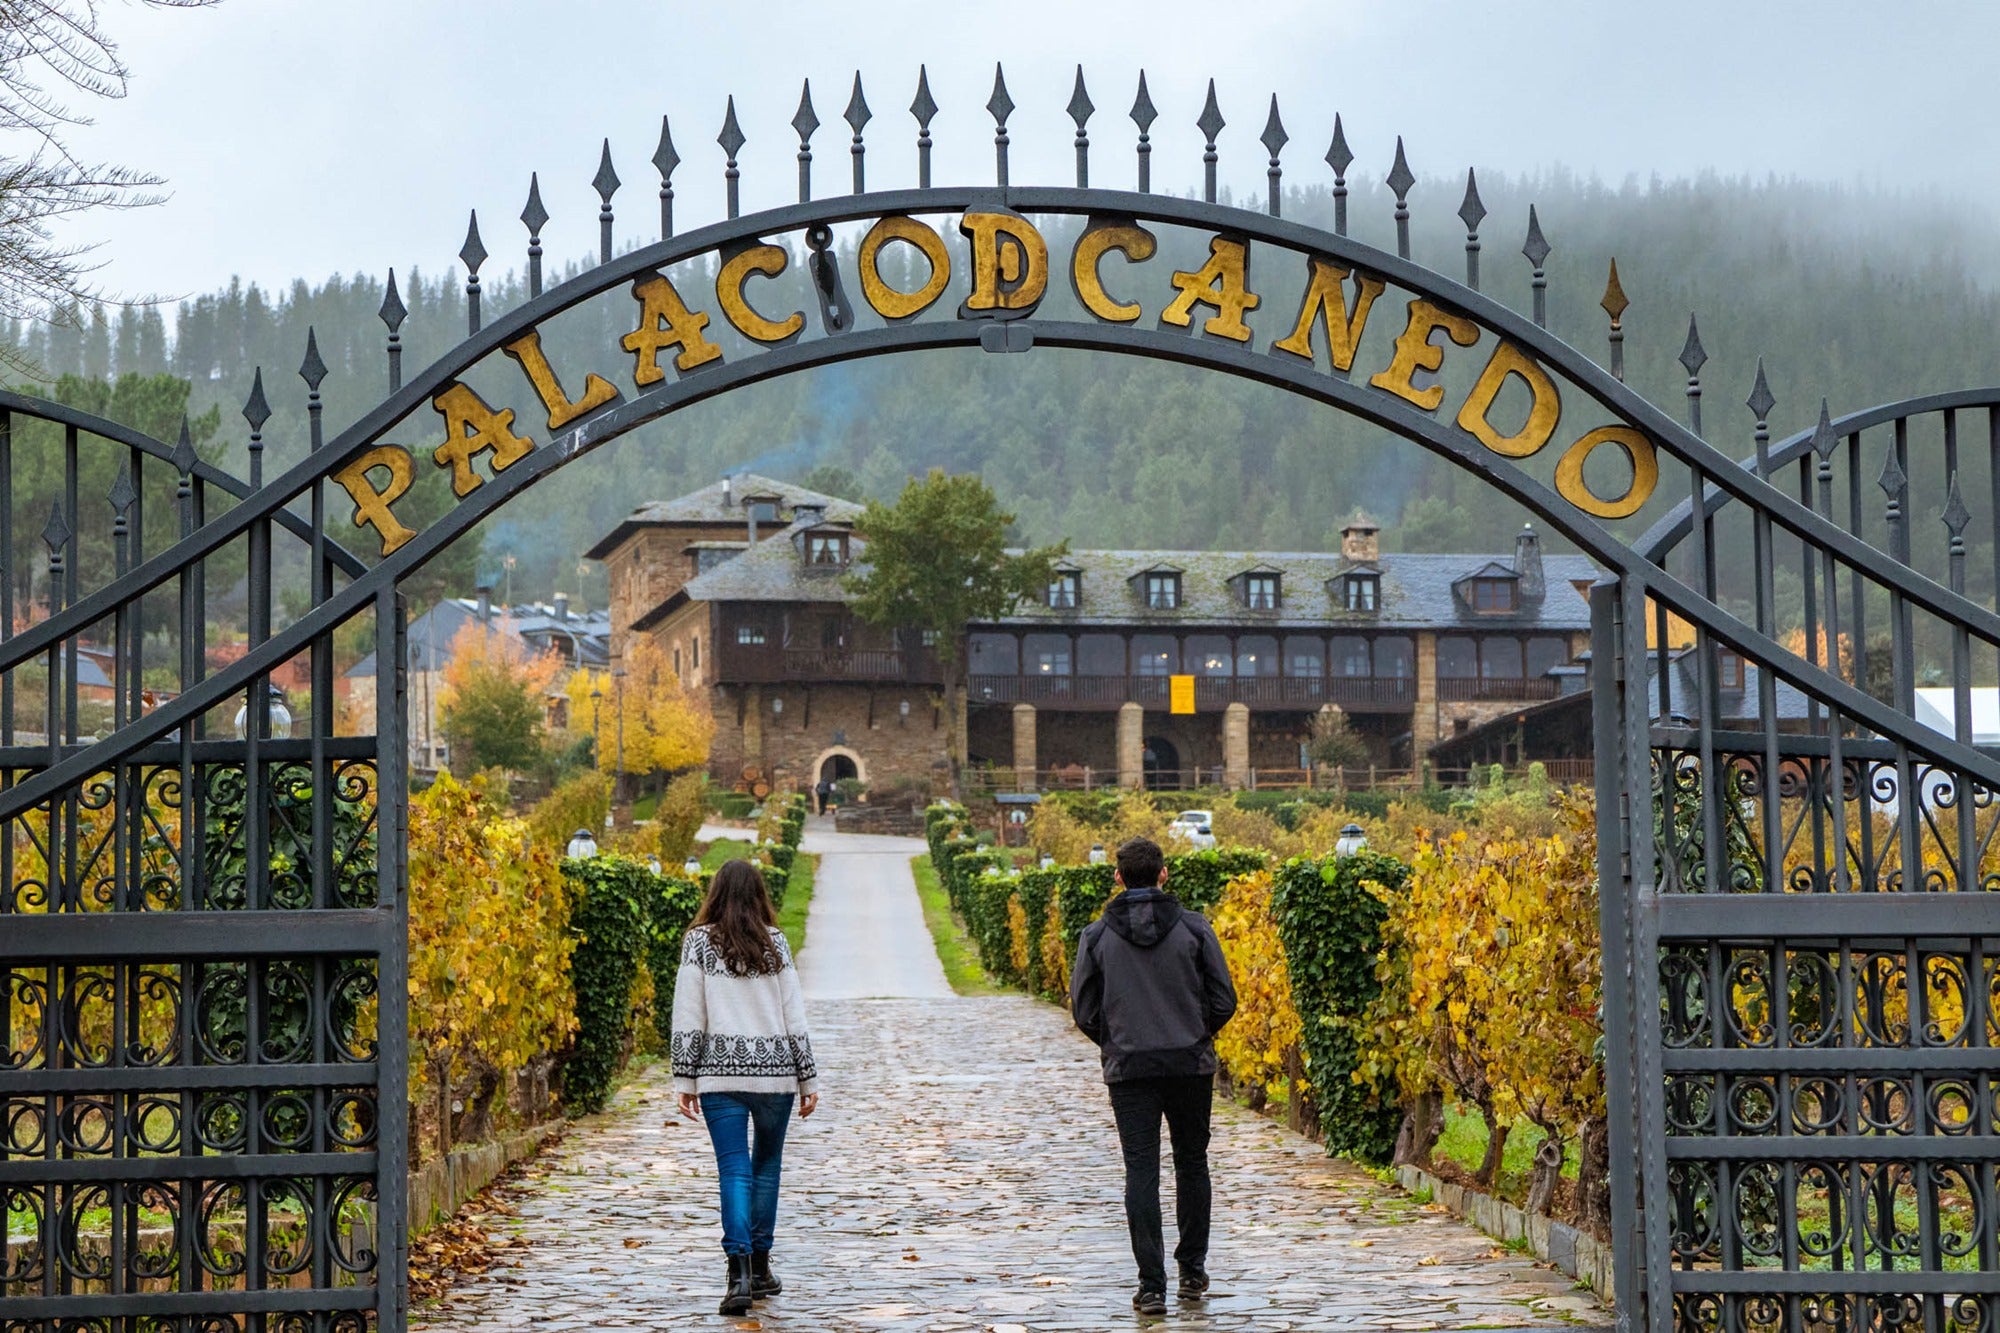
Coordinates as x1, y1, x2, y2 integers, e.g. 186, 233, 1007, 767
669, 925, 819, 1097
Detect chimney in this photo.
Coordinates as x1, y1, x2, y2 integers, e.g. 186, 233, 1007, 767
1340, 512, 1380, 564
722, 474, 733, 505
1514, 523, 1546, 600
553, 592, 569, 622
747, 503, 759, 547
475, 585, 492, 624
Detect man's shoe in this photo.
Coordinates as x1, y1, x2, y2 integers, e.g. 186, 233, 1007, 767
750, 1251, 782, 1298
720, 1255, 754, 1315
1178, 1264, 1210, 1299
1132, 1288, 1168, 1315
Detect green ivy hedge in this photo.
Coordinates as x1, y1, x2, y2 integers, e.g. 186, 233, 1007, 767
1272, 850, 1409, 1161
559, 854, 703, 1115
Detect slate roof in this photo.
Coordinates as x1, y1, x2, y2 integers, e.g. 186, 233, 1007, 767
348, 598, 611, 677
584, 473, 863, 558
656, 521, 1595, 634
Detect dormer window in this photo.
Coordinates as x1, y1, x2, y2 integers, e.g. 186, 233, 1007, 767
1342, 573, 1379, 613
746, 495, 781, 524
1469, 577, 1517, 613
1049, 572, 1081, 609
1717, 648, 1745, 691
807, 533, 848, 566
1144, 572, 1181, 610
1245, 573, 1280, 610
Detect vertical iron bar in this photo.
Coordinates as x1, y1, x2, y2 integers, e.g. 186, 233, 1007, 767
1592, 578, 1643, 1321
1814, 444, 1850, 890
62, 425, 76, 746
376, 586, 410, 1332
1623, 572, 1671, 1333
1751, 414, 1779, 896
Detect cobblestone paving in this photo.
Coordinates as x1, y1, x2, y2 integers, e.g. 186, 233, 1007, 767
415, 996, 1605, 1331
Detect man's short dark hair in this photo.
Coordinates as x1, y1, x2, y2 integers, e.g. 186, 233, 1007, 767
1116, 836, 1165, 889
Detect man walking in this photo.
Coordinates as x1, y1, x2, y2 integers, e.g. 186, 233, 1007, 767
1069, 836, 1238, 1315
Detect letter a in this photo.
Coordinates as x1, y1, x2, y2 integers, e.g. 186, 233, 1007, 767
431, 382, 534, 497
622, 271, 724, 386
1160, 236, 1259, 342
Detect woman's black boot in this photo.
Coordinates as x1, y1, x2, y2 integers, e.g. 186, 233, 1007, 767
750, 1251, 782, 1298
720, 1255, 754, 1315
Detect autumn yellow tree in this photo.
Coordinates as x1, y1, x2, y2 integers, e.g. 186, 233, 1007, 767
438, 621, 563, 775
565, 638, 713, 778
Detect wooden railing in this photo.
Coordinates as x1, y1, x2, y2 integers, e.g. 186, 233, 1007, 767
1436, 676, 1561, 702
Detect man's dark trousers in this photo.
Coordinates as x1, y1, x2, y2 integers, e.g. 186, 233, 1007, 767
1107, 1074, 1213, 1291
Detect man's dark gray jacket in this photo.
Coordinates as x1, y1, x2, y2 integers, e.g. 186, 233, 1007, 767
1069, 886, 1238, 1083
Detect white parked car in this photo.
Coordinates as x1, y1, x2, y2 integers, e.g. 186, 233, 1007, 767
1166, 810, 1217, 850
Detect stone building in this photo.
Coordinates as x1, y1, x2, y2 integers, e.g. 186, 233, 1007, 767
593, 477, 1595, 794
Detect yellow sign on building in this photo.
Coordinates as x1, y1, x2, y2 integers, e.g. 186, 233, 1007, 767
1169, 674, 1196, 715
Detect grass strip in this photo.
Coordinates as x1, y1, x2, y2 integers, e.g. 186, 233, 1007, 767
911, 854, 1006, 996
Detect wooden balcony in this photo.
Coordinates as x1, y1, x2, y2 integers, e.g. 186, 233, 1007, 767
966, 673, 1419, 712
718, 645, 944, 684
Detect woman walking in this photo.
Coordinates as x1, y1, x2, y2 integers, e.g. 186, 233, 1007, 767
671, 859, 820, 1314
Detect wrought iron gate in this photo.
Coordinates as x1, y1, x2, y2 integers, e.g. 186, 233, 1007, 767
2, 63, 1998, 1332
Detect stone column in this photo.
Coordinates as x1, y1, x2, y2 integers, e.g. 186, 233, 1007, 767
1412, 631, 1439, 763
1117, 701, 1145, 789
1012, 704, 1038, 790
1222, 702, 1251, 789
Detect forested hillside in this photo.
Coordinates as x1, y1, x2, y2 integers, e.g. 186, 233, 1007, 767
9, 169, 2000, 611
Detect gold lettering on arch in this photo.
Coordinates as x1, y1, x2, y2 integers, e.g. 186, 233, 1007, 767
716, 243, 806, 344
1455, 340, 1561, 459
1161, 235, 1258, 342
1071, 221, 1156, 323
333, 444, 418, 557
858, 215, 951, 321
1555, 425, 1659, 518
1368, 299, 1478, 411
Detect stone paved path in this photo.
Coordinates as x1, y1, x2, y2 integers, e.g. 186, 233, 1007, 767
794, 828, 949, 1000
414, 836, 1605, 1331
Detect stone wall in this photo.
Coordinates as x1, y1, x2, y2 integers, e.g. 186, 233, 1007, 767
709, 680, 950, 794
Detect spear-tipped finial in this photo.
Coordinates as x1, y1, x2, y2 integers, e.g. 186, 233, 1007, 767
592, 140, 620, 205
593, 139, 619, 262
1260, 95, 1287, 216
243, 366, 272, 432
521, 173, 549, 237
298, 330, 327, 393
1521, 204, 1550, 269
42, 499, 69, 555
107, 463, 136, 516
1943, 469, 1972, 538
1680, 317, 1709, 380
1811, 398, 1840, 460
1068, 65, 1095, 187
1460, 168, 1487, 289
793, 78, 820, 202
170, 418, 197, 475
379, 268, 406, 333
1522, 205, 1551, 327
1198, 79, 1224, 203
1878, 436, 1908, 499
1744, 355, 1774, 421
1459, 168, 1488, 236
719, 96, 745, 218
458, 211, 487, 276
1599, 258, 1628, 378
988, 62, 1014, 186
653, 115, 680, 238
1131, 70, 1157, 192
522, 173, 549, 295
911, 65, 938, 188
1387, 136, 1414, 259
1327, 114, 1352, 235
1600, 258, 1628, 324
845, 72, 871, 193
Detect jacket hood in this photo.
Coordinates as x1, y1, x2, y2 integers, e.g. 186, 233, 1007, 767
1102, 886, 1184, 948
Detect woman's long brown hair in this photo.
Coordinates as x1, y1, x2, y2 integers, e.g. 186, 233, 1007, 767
692, 859, 782, 976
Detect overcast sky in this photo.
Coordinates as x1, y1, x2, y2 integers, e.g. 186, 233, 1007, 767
46, 1, 2000, 302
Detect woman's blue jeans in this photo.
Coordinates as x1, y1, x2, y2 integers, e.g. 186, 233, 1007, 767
699, 1091, 794, 1256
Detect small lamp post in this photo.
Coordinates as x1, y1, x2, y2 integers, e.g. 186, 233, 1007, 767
1039, 854, 1056, 870
683, 857, 703, 877
1334, 823, 1368, 858
1088, 844, 1107, 865
234, 682, 294, 740
646, 855, 663, 876
590, 683, 603, 768
566, 828, 599, 859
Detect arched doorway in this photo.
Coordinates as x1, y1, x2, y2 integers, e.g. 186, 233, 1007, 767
1142, 736, 1180, 791
818, 753, 858, 786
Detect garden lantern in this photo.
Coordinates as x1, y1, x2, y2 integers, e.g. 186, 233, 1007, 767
646, 855, 663, 876
233, 682, 293, 740
1088, 844, 1107, 865
684, 857, 703, 877
1334, 823, 1368, 857
566, 828, 599, 859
